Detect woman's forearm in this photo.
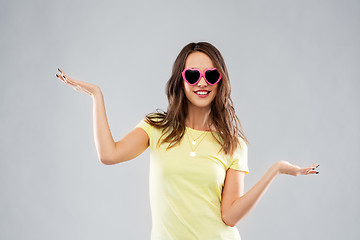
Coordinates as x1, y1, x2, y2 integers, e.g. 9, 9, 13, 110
223, 163, 279, 227
92, 90, 116, 164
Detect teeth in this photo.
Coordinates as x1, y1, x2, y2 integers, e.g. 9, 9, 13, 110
196, 91, 209, 95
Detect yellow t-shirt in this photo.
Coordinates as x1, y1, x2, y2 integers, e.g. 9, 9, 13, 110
135, 118, 249, 240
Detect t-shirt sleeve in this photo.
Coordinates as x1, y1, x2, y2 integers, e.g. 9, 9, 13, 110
228, 137, 249, 175
135, 118, 152, 139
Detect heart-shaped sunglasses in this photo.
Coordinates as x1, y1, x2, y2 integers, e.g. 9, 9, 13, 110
182, 68, 222, 85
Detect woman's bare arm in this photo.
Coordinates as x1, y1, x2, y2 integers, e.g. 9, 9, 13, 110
221, 161, 320, 227
91, 90, 117, 164
90, 86, 149, 165
56, 68, 149, 165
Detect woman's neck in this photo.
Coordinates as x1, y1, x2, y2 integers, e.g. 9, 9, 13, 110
185, 104, 213, 131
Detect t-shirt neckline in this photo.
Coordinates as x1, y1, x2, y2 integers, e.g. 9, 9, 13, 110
185, 125, 217, 133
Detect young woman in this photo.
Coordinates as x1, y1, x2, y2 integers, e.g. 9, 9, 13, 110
56, 42, 319, 240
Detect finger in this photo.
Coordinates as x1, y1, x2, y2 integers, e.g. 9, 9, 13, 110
304, 164, 318, 172
58, 68, 67, 80
305, 170, 319, 175
61, 73, 72, 84
302, 168, 312, 175
56, 74, 69, 84
302, 167, 318, 175
58, 68, 69, 81
63, 75, 77, 85
61, 75, 68, 83
56, 74, 65, 83
310, 164, 320, 171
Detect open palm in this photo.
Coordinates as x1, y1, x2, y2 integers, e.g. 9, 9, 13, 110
276, 161, 320, 176
56, 68, 99, 96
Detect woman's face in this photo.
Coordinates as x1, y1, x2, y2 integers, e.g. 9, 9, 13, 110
183, 51, 218, 109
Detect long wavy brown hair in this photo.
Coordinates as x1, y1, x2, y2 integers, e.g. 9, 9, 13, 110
143, 42, 248, 157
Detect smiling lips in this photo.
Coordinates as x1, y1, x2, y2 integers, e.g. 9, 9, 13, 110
194, 90, 211, 97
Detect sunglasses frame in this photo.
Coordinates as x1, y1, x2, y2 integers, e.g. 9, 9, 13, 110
182, 68, 222, 86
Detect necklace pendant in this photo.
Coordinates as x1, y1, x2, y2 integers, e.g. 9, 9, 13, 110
192, 141, 196, 145
190, 151, 196, 157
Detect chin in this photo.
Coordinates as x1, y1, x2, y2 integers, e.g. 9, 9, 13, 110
189, 99, 214, 109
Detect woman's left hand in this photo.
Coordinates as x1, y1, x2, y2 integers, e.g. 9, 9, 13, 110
274, 161, 320, 176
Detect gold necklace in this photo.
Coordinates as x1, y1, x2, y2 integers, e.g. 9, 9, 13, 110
185, 128, 208, 157
187, 128, 206, 145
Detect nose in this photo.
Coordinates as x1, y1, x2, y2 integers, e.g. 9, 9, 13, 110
197, 76, 207, 87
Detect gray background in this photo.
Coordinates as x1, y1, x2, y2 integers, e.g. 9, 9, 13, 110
1, 0, 359, 239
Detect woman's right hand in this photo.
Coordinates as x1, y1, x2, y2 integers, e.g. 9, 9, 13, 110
56, 68, 100, 96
